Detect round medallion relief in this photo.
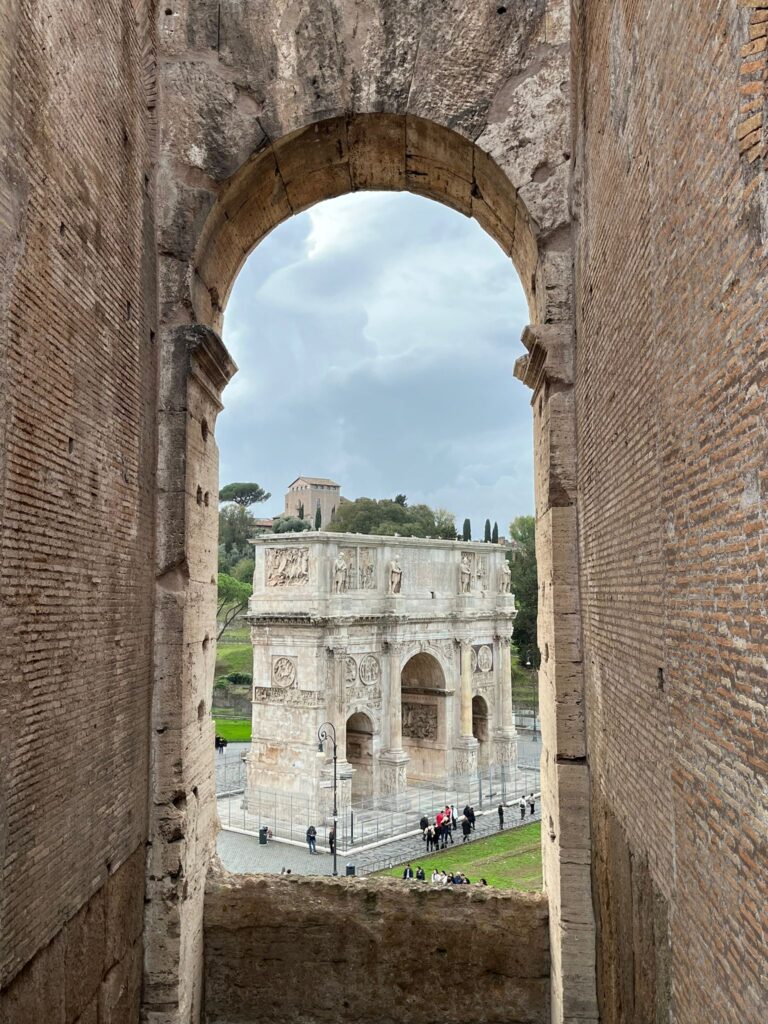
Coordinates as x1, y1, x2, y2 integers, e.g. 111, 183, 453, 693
477, 645, 493, 673
345, 656, 357, 684
359, 655, 380, 685
272, 657, 297, 688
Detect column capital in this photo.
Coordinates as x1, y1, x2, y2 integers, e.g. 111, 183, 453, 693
456, 638, 473, 652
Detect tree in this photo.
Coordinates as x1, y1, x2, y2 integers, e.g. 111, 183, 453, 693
272, 514, 312, 533
230, 556, 255, 583
394, 494, 407, 506
297, 502, 305, 520
219, 503, 256, 560
492, 521, 499, 544
219, 482, 271, 507
507, 515, 539, 667
484, 518, 491, 543
462, 518, 471, 541
217, 573, 252, 640
314, 506, 322, 530
328, 497, 455, 539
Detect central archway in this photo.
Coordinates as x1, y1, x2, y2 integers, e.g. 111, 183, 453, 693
400, 651, 449, 783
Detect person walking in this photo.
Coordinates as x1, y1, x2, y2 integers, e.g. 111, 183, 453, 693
519, 796, 526, 820
527, 792, 536, 815
450, 805, 458, 830
328, 826, 336, 856
467, 805, 476, 831
306, 824, 317, 854
498, 802, 505, 830
402, 863, 414, 879
420, 813, 429, 835
425, 825, 435, 852
461, 817, 472, 843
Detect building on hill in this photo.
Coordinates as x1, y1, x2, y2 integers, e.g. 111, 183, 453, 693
284, 476, 341, 529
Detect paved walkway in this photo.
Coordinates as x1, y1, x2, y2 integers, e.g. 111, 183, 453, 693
217, 802, 542, 876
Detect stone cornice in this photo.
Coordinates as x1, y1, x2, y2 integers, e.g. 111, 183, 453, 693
513, 323, 574, 393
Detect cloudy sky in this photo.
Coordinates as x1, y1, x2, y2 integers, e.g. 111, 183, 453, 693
219, 191, 534, 535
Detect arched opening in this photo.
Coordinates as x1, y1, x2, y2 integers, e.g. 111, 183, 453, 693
400, 652, 449, 783
346, 712, 374, 800
472, 694, 490, 767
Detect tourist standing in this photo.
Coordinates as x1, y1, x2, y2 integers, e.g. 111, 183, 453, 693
403, 863, 414, 879
527, 792, 536, 815
462, 817, 472, 843
498, 802, 504, 830
328, 826, 336, 856
519, 796, 526, 820
467, 805, 476, 831
420, 813, 429, 835
306, 824, 317, 854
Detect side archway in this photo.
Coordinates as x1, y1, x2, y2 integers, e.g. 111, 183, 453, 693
346, 711, 374, 800
400, 651, 448, 783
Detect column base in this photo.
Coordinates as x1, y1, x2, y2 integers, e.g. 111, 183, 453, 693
492, 729, 517, 768
453, 737, 479, 778
378, 751, 410, 795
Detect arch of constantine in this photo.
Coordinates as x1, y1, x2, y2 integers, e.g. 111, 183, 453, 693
245, 534, 517, 815
2, 2, 766, 1024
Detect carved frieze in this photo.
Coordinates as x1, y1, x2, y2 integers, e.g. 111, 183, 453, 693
271, 656, 297, 688
459, 552, 488, 594
345, 656, 357, 685
402, 703, 438, 741
253, 686, 323, 707
266, 547, 309, 587
337, 547, 377, 591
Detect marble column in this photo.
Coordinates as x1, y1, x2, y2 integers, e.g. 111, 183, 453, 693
379, 641, 409, 796
459, 640, 474, 738
498, 635, 515, 732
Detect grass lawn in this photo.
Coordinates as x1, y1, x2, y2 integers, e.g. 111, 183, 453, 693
215, 643, 252, 678
374, 821, 542, 891
213, 717, 252, 742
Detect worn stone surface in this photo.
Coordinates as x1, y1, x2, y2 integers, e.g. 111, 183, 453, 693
204, 869, 551, 1024
573, 1, 768, 1021
0, 1, 156, 1020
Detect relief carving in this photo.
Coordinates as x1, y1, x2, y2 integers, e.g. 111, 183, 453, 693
474, 644, 493, 674
359, 654, 380, 685
271, 656, 297, 688
402, 703, 438, 741
454, 748, 477, 777
345, 656, 357, 685
339, 547, 377, 590
253, 686, 323, 707
266, 547, 309, 587
333, 552, 348, 593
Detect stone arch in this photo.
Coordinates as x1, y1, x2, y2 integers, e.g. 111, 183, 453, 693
190, 114, 546, 331
149, 4, 593, 1020
400, 651, 448, 782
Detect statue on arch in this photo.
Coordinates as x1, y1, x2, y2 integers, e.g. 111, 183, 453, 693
333, 551, 348, 593
388, 555, 403, 595
460, 553, 472, 594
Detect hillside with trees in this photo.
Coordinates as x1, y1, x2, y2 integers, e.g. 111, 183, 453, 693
329, 496, 456, 539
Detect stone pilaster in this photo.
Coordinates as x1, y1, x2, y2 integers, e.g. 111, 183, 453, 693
459, 640, 474, 738
379, 640, 409, 795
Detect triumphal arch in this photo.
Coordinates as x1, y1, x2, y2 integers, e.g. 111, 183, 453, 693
245, 534, 517, 813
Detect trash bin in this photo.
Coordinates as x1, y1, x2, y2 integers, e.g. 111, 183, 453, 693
259, 826, 268, 845
345, 864, 356, 877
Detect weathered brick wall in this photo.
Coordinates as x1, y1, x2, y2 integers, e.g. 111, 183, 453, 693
204, 871, 551, 1024
573, 1, 768, 1020
0, 0, 157, 1017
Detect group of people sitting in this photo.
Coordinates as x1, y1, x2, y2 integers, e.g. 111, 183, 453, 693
402, 863, 487, 886
419, 803, 477, 850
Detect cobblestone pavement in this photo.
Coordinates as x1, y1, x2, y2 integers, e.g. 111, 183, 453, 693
217, 801, 542, 876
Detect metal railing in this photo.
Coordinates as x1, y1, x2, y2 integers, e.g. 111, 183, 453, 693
218, 761, 541, 853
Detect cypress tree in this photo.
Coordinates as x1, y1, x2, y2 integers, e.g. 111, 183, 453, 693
492, 521, 499, 544
462, 518, 471, 541
484, 518, 491, 543
314, 506, 322, 530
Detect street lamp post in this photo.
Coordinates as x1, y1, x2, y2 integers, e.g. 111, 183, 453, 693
317, 721, 338, 877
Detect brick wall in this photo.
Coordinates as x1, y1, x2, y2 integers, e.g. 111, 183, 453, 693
0, 0, 156, 1014
204, 872, 550, 1024
573, 1, 768, 1020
